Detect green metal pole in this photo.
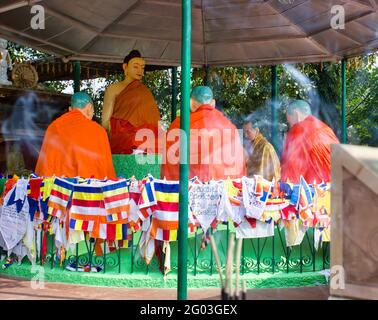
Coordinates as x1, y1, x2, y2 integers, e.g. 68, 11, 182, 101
73, 60, 81, 93
341, 58, 347, 144
271, 65, 278, 152
177, 0, 191, 301
171, 66, 178, 122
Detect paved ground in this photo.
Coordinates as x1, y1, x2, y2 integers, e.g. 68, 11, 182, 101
0, 275, 329, 300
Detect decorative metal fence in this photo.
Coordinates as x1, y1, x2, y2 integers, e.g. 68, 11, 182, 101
1, 222, 330, 276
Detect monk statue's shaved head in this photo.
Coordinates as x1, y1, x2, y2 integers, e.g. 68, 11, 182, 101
287, 99, 312, 116
286, 99, 312, 128
191, 86, 213, 104
70, 91, 94, 120
190, 86, 215, 112
71, 92, 93, 109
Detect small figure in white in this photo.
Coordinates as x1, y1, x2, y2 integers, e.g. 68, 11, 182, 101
0, 38, 13, 85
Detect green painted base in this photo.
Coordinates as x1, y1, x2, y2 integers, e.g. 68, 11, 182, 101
112, 154, 161, 180
0, 227, 329, 289
0, 261, 327, 289
0, 158, 330, 290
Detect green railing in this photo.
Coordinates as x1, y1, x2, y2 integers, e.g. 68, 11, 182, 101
1, 222, 329, 276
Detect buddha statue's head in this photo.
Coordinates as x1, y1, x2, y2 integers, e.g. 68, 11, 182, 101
122, 50, 145, 82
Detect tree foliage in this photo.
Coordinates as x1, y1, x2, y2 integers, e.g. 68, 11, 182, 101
5, 41, 378, 147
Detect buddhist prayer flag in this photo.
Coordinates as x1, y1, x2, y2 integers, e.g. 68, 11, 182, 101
70, 183, 106, 232
102, 179, 129, 221
242, 176, 273, 220
139, 178, 196, 241
97, 222, 129, 241
0, 173, 334, 272
69, 218, 95, 232
48, 178, 75, 219
297, 176, 314, 226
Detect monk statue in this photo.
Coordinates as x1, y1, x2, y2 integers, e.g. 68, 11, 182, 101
281, 100, 339, 183
0, 38, 12, 86
161, 86, 246, 181
102, 50, 161, 154
243, 117, 281, 181
35, 92, 116, 179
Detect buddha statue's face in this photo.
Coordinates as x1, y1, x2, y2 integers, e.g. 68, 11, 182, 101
123, 57, 145, 81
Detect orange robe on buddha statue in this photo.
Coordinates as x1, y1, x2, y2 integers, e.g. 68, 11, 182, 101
110, 80, 161, 154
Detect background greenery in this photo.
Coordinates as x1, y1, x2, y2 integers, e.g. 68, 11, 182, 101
7, 41, 378, 150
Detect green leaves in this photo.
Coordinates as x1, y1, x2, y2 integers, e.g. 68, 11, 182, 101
5, 40, 377, 146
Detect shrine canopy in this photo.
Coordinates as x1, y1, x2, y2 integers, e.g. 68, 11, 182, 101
0, 0, 378, 67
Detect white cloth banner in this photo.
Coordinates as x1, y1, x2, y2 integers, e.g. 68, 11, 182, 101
189, 181, 232, 233
0, 186, 29, 251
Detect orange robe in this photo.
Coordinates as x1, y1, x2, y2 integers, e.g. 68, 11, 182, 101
110, 80, 161, 154
281, 115, 339, 183
161, 104, 246, 181
35, 109, 116, 179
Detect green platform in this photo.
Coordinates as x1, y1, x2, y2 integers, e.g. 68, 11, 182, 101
0, 228, 330, 289
112, 154, 162, 179
0, 159, 330, 289
0, 262, 327, 289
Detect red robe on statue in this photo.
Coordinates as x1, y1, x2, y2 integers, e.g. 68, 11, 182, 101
161, 104, 246, 181
281, 115, 339, 183
110, 80, 161, 154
